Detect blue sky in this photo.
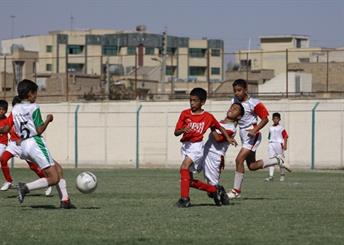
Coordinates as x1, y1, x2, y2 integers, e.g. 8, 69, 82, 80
0, 0, 343, 52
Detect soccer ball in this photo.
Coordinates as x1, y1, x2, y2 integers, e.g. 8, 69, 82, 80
76, 171, 97, 194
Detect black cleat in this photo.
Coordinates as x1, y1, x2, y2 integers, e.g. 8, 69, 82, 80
17, 182, 29, 204
60, 199, 77, 209
211, 187, 222, 206
176, 197, 191, 208
218, 185, 230, 205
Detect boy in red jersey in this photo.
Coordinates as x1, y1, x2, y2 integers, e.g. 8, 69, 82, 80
227, 79, 289, 199
174, 87, 236, 208
0, 100, 10, 189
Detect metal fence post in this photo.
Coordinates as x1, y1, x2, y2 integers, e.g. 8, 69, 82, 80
136, 105, 143, 169
311, 102, 320, 170
74, 104, 80, 168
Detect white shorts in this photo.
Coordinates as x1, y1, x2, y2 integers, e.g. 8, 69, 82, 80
20, 136, 54, 170
239, 129, 262, 152
0, 143, 6, 157
180, 141, 204, 172
6, 140, 23, 158
268, 142, 284, 158
203, 151, 223, 186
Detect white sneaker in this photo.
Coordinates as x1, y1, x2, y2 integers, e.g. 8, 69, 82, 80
227, 189, 241, 199
280, 176, 285, 182
0, 182, 12, 191
276, 155, 292, 172
265, 176, 273, 182
45, 186, 52, 196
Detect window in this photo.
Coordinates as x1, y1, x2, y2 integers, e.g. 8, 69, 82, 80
68, 45, 84, 55
127, 47, 136, 55
145, 47, 155, 55
295, 75, 301, 92
166, 66, 176, 76
211, 49, 221, 56
211, 67, 220, 75
240, 59, 251, 70
67, 63, 84, 73
46, 45, 53, 53
46, 64, 52, 71
189, 66, 206, 76
189, 48, 206, 58
102, 46, 118, 56
167, 48, 177, 55
296, 39, 302, 48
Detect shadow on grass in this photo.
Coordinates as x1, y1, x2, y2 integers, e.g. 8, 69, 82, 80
79, 207, 101, 209
7, 193, 54, 199
29, 205, 58, 209
190, 203, 235, 207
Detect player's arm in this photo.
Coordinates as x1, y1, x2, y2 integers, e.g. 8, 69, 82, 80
36, 114, 54, 135
0, 113, 13, 134
247, 102, 269, 137
210, 127, 222, 142
218, 126, 237, 146
282, 129, 288, 151
174, 112, 191, 136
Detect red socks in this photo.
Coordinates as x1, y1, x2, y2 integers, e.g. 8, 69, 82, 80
190, 179, 217, 193
0, 151, 13, 183
27, 161, 45, 178
180, 169, 190, 199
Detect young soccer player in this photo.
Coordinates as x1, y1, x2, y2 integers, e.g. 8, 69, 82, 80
174, 87, 236, 208
0, 96, 52, 196
265, 112, 289, 182
227, 79, 288, 199
0, 100, 10, 189
201, 102, 245, 205
0, 79, 75, 209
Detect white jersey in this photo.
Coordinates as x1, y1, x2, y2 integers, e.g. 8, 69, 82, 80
11, 102, 43, 139
231, 97, 269, 129
268, 124, 288, 144
204, 121, 236, 157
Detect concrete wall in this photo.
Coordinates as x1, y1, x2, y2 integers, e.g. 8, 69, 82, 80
11, 99, 344, 170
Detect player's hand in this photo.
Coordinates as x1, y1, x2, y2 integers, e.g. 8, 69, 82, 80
228, 137, 238, 146
183, 125, 192, 133
246, 129, 257, 137
220, 158, 225, 173
46, 114, 54, 123
283, 145, 287, 151
15, 138, 22, 146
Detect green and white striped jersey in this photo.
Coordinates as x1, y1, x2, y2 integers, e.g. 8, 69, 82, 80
10, 102, 44, 139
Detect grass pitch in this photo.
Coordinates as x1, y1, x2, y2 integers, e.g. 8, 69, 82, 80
0, 168, 343, 245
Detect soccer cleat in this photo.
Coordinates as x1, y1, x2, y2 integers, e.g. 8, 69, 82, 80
280, 176, 285, 182
17, 182, 29, 204
0, 182, 12, 191
227, 189, 241, 199
276, 155, 292, 172
60, 199, 77, 209
176, 197, 191, 208
218, 185, 230, 205
45, 186, 52, 196
265, 176, 273, 182
211, 187, 222, 206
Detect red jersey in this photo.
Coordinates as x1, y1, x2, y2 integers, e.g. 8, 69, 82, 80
175, 109, 221, 142
0, 117, 8, 145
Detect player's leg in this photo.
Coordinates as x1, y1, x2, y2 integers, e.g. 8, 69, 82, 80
227, 147, 251, 199
265, 143, 275, 181
54, 160, 75, 209
176, 156, 193, 208
26, 160, 52, 196
0, 150, 14, 191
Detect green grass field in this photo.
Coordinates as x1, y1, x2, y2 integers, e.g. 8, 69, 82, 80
0, 168, 343, 245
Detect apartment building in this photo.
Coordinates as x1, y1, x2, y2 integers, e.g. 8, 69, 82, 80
1, 27, 224, 83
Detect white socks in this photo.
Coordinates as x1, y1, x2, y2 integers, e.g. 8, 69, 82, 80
233, 171, 244, 191
26, 177, 49, 191
263, 157, 279, 168
269, 166, 274, 177
56, 178, 69, 201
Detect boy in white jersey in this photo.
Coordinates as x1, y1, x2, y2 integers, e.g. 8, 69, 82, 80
0, 79, 75, 209
202, 102, 244, 205
265, 112, 289, 182
227, 79, 289, 200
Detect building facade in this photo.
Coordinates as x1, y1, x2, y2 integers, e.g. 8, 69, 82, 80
1, 28, 224, 84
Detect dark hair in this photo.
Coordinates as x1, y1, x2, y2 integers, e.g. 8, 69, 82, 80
190, 87, 207, 102
272, 112, 281, 119
233, 102, 245, 117
12, 96, 22, 107
232, 79, 248, 89
0, 100, 8, 111
17, 79, 38, 100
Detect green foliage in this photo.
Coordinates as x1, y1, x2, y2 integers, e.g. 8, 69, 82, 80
0, 169, 343, 245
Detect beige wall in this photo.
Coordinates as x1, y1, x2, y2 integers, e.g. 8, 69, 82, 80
10, 99, 344, 170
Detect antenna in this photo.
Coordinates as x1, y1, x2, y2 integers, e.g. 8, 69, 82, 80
10, 15, 16, 39
70, 13, 75, 31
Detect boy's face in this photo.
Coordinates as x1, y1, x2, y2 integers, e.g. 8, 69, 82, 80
189, 95, 204, 112
227, 104, 242, 120
233, 85, 248, 101
272, 116, 280, 125
27, 91, 37, 103
0, 107, 7, 117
